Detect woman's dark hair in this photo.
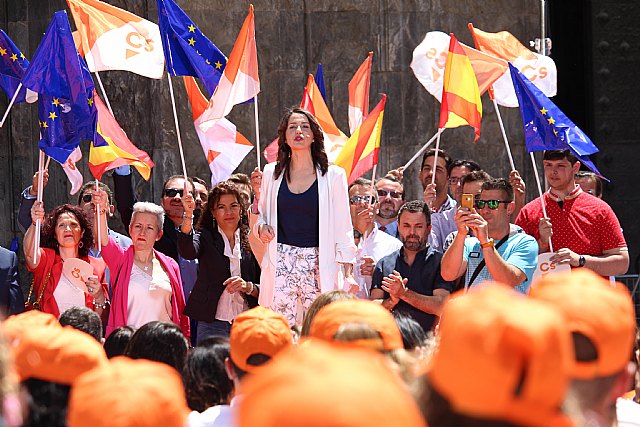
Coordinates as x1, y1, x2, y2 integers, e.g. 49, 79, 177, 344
40, 204, 93, 257
22, 379, 70, 427
393, 311, 427, 350
183, 337, 233, 412
103, 326, 135, 359
124, 321, 189, 372
274, 107, 329, 181
197, 181, 250, 252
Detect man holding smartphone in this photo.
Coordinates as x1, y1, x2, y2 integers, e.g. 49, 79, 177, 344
441, 178, 538, 293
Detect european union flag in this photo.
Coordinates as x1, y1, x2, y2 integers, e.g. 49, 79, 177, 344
22, 11, 97, 164
0, 29, 31, 103
510, 63, 606, 178
315, 63, 326, 101
157, 0, 227, 97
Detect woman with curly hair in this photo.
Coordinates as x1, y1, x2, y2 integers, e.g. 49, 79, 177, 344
179, 181, 260, 343
24, 203, 108, 318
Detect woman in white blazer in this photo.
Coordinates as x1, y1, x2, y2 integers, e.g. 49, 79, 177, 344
254, 108, 357, 326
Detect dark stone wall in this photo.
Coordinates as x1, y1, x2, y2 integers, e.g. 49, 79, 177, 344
0, 1, 636, 275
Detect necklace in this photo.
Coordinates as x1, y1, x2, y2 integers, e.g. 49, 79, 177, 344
135, 257, 153, 272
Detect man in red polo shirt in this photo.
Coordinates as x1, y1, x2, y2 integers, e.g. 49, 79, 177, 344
515, 149, 628, 276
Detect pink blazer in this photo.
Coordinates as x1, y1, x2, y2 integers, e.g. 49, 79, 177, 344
102, 238, 190, 339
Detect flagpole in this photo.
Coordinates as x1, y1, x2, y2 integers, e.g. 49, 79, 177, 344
94, 72, 114, 117
94, 178, 102, 255
492, 98, 516, 171
529, 152, 553, 253
33, 150, 45, 262
166, 74, 189, 181
430, 129, 443, 186
0, 82, 22, 128
254, 95, 261, 170
402, 128, 443, 170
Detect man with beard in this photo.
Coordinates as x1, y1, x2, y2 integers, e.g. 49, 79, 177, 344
370, 200, 453, 332
441, 178, 538, 294
374, 175, 405, 238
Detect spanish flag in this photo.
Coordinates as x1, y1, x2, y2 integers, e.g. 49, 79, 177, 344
348, 51, 373, 135
89, 91, 154, 180
439, 34, 482, 141
335, 94, 386, 185
67, 0, 164, 79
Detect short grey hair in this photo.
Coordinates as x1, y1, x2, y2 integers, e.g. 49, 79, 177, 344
131, 202, 165, 229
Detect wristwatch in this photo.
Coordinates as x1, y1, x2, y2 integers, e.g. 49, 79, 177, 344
353, 229, 362, 239
578, 255, 586, 267
480, 238, 495, 249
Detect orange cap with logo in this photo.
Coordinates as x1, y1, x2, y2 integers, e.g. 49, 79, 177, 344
427, 284, 573, 427
67, 357, 190, 427
530, 269, 636, 379
309, 299, 403, 351
238, 339, 426, 427
230, 306, 293, 373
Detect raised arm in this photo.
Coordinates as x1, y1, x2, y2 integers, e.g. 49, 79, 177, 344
24, 201, 45, 270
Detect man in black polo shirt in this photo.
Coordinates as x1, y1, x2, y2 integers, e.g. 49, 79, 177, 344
370, 200, 453, 332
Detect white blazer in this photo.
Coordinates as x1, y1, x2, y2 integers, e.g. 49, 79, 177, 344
253, 163, 357, 308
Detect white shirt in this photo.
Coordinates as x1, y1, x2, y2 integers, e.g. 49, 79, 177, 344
617, 398, 640, 427
53, 273, 86, 314
354, 226, 403, 298
127, 258, 172, 329
215, 227, 248, 323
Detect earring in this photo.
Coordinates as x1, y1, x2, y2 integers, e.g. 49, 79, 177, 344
78, 241, 84, 248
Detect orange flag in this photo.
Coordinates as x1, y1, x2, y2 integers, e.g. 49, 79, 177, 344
348, 51, 373, 135
335, 95, 386, 184
439, 34, 482, 141
199, 5, 259, 129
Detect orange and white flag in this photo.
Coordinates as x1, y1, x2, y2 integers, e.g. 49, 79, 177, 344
67, 0, 164, 79
348, 52, 373, 135
184, 77, 253, 185
198, 5, 259, 131
61, 147, 84, 195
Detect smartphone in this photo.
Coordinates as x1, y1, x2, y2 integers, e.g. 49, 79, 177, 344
461, 193, 474, 210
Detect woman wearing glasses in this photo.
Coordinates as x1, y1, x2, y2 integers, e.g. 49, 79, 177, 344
254, 107, 357, 326
92, 191, 190, 339
177, 181, 260, 342
25, 203, 108, 318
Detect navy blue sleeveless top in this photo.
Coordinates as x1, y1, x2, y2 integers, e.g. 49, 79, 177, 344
277, 178, 319, 247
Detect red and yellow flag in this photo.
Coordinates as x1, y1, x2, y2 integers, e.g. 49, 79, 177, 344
348, 51, 373, 135
439, 34, 482, 141
335, 94, 386, 184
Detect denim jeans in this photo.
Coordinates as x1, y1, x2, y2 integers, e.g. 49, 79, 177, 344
196, 319, 232, 344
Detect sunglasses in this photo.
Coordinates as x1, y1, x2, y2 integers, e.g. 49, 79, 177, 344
474, 199, 511, 210
162, 188, 184, 198
349, 195, 374, 205
377, 189, 403, 199
81, 194, 92, 203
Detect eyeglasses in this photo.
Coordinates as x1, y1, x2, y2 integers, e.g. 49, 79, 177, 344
377, 189, 403, 199
81, 194, 92, 203
162, 188, 184, 198
474, 199, 511, 210
448, 177, 463, 185
349, 195, 374, 205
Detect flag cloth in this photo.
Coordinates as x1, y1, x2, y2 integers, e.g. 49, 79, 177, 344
411, 31, 507, 102
0, 29, 36, 103
335, 94, 386, 184
61, 146, 84, 195
315, 63, 326, 101
157, 0, 227, 96
184, 76, 252, 186
301, 74, 349, 162
469, 23, 557, 107
67, 0, 164, 79
439, 34, 482, 141
198, 5, 259, 131
509, 63, 604, 178
348, 51, 373, 135
89, 90, 154, 180
22, 10, 97, 164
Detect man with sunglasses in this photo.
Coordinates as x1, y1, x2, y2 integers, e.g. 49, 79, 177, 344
441, 178, 538, 293
373, 175, 405, 238
348, 179, 402, 298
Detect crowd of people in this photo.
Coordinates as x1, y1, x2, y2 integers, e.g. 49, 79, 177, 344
0, 107, 635, 426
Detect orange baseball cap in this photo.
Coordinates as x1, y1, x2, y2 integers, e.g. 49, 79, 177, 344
230, 306, 293, 373
530, 269, 636, 379
426, 284, 573, 427
3, 311, 59, 338
309, 299, 403, 351
67, 357, 190, 427
11, 325, 107, 384
238, 339, 426, 427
